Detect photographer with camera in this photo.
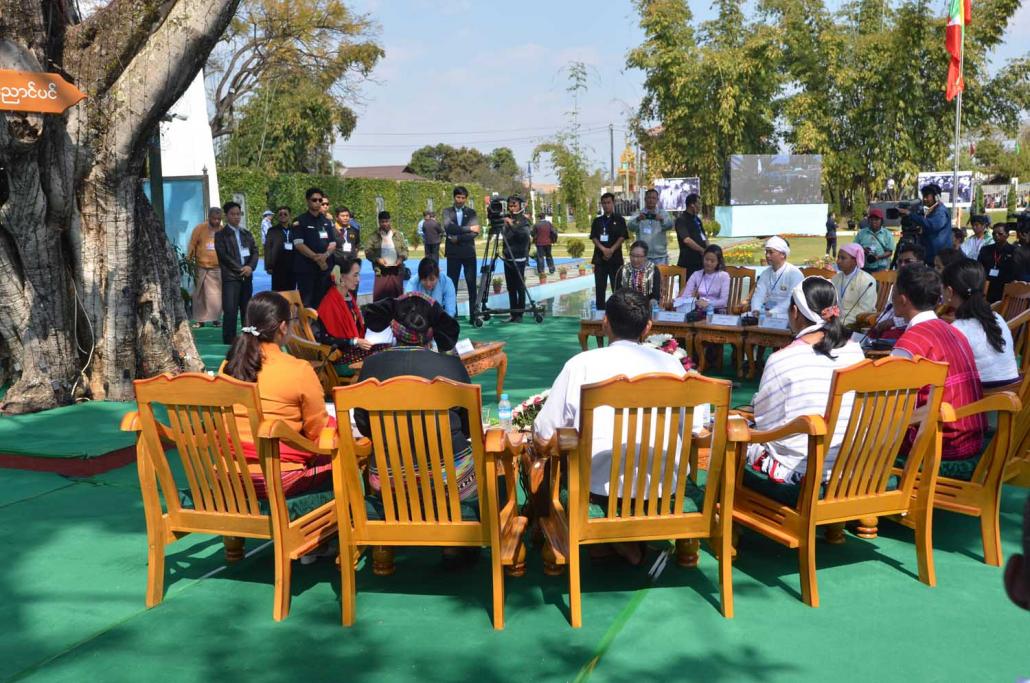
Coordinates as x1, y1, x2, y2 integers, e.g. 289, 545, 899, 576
854, 208, 894, 273
899, 183, 951, 266
499, 195, 532, 322
628, 188, 674, 266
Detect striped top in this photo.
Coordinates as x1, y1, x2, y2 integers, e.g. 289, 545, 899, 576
752, 340, 866, 481
895, 318, 986, 460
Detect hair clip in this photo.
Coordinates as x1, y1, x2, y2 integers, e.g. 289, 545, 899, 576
241, 326, 260, 337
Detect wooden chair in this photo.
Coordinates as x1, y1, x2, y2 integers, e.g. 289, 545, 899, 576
801, 267, 836, 279
732, 357, 947, 607
540, 373, 746, 626
1007, 308, 1030, 377
1002, 374, 1030, 488
994, 281, 1030, 322
122, 372, 337, 621
856, 270, 896, 328
657, 265, 687, 310
725, 265, 756, 315
330, 376, 527, 629
912, 391, 1022, 566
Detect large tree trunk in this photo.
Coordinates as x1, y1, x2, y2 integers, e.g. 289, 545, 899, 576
0, 0, 240, 413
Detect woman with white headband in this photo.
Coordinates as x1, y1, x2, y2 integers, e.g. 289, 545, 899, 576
749, 236, 804, 318
744, 277, 865, 487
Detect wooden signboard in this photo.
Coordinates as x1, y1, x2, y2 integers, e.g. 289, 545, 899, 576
0, 70, 86, 114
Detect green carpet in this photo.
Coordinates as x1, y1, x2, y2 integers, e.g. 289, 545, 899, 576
0, 401, 137, 459
1, 316, 1027, 681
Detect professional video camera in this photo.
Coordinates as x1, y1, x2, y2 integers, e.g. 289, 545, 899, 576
888, 200, 924, 235
486, 194, 508, 234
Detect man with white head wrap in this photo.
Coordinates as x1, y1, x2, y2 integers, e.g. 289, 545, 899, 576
749, 236, 804, 317
744, 277, 865, 487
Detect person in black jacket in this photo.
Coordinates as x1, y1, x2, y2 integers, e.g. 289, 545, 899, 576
590, 192, 629, 310
674, 193, 707, 278
501, 195, 531, 322
442, 186, 481, 320
263, 206, 295, 292
214, 201, 260, 344
977, 223, 1019, 303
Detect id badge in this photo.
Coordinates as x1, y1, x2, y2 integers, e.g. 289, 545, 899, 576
240, 247, 251, 259
642, 226, 652, 235
318, 230, 329, 240
284, 242, 293, 251
342, 242, 352, 252
205, 241, 215, 251
989, 268, 1000, 277
600, 231, 609, 242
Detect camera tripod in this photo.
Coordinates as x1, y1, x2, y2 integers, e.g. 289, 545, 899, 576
471, 223, 545, 327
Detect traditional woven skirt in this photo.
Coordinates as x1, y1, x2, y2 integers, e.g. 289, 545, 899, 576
192, 266, 222, 322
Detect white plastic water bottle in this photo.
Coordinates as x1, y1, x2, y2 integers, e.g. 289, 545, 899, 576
498, 394, 512, 429
590, 301, 597, 319
651, 300, 659, 318
706, 304, 714, 322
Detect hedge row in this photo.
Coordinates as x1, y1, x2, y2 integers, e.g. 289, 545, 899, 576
218, 167, 489, 250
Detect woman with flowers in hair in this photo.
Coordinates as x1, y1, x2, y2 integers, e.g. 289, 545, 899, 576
222, 291, 332, 496
745, 277, 865, 487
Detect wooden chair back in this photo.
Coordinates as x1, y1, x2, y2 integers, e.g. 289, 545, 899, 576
134, 372, 265, 532
817, 357, 947, 518
331, 376, 522, 628
801, 267, 836, 279
872, 270, 896, 316
278, 290, 307, 338
1007, 308, 1030, 377
725, 266, 756, 314
1003, 374, 1030, 488
997, 281, 1030, 322
657, 265, 687, 310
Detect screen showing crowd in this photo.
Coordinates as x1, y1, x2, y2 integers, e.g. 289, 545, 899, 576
729, 154, 823, 206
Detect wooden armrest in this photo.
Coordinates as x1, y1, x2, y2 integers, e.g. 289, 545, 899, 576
991, 300, 1001, 313
855, 312, 877, 328
730, 303, 749, 315
747, 414, 827, 443
1006, 308, 1030, 331
318, 426, 338, 451
354, 438, 372, 458
120, 410, 142, 432
257, 419, 332, 456
727, 415, 750, 443
485, 429, 525, 459
942, 393, 1021, 422
287, 335, 334, 361
533, 428, 579, 457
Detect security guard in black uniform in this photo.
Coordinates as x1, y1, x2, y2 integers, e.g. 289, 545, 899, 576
293, 187, 341, 307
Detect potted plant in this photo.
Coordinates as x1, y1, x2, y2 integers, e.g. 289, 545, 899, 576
577, 263, 587, 276
558, 265, 568, 281
538, 271, 548, 284
491, 276, 502, 294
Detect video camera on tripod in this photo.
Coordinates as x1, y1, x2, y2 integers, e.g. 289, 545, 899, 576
486, 195, 509, 233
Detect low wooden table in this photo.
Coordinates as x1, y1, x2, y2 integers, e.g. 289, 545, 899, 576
577, 318, 695, 354
350, 340, 508, 395
693, 322, 747, 377
741, 327, 794, 379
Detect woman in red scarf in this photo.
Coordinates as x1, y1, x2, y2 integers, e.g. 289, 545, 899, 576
313, 257, 378, 366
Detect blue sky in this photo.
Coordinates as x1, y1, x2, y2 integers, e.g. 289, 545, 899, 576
340, 0, 1029, 183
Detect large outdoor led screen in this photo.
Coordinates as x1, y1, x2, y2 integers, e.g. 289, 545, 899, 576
729, 154, 823, 206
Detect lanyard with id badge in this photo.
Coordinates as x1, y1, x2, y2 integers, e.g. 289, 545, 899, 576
599, 216, 611, 243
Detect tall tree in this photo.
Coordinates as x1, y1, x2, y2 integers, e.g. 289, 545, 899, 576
408, 144, 523, 195
207, 0, 382, 140
0, 0, 239, 413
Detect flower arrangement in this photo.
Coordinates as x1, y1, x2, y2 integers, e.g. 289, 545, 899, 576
643, 334, 695, 371
511, 390, 549, 430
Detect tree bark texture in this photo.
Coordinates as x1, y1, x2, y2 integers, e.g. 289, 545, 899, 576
0, 0, 240, 413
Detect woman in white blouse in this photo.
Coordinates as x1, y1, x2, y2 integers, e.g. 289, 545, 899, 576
942, 258, 1020, 388
746, 277, 866, 485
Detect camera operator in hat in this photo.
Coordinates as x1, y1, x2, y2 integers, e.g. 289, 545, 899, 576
628, 188, 674, 266
501, 195, 532, 322
854, 208, 894, 273
899, 183, 951, 266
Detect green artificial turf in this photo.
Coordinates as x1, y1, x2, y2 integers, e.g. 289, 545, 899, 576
1, 310, 1027, 682
0, 401, 138, 459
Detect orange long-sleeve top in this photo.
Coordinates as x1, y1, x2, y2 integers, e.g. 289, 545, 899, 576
187, 222, 221, 269
232, 343, 328, 454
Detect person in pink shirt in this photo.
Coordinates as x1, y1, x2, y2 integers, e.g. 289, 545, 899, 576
678, 245, 731, 312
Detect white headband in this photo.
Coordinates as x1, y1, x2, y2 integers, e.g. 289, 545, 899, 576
764, 236, 790, 256
791, 277, 840, 337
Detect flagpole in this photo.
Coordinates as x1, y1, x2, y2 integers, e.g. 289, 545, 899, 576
952, 25, 963, 225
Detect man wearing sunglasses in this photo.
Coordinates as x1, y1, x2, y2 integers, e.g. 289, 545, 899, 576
293, 187, 341, 307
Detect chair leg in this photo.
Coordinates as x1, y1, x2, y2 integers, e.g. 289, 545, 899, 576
855, 516, 879, 539
273, 542, 292, 622
913, 504, 936, 587
505, 541, 527, 577
718, 533, 734, 618
824, 522, 846, 545
675, 538, 700, 567
223, 536, 245, 562
491, 545, 505, 630
980, 503, 1003, 567
569, 542, 582, 628
145, 538, 166, 608
798, 527, 819, 608
542, 540, 564, 576
340, 543, 357, 627
372, 546, 395, 576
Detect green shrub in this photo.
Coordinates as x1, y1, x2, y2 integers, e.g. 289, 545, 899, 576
973, 184, 985, 215
706, 218, 721, 237
566, 238, 586, 258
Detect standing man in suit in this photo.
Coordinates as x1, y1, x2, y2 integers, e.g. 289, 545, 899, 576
590, 192, 629, 310
214, 201, 259, 344
263, 206, 295, 292
442, 186, 481, 321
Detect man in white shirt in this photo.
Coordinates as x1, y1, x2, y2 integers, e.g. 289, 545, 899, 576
533, 288, 709, 504
960, 214, 993, 260
749, 236, 804, 317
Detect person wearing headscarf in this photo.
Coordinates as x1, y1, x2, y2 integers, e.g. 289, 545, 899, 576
744, 277, 865, 486
352, 292, 477, 502
749, 236, 804, 317
831, 243, 878, 327
615, 240, 661, 303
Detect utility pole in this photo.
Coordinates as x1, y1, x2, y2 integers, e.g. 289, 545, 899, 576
609, 123, 615, 192
527, 160, 536, 219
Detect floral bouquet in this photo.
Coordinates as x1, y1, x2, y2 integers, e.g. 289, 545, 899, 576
643, 334, 695, 372
512, 390, 549, 431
